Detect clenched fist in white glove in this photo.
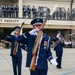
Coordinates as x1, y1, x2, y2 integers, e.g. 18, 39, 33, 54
10, 31, 16, 35
29, 28, 39, 35
56, 33, 61, 38
50, 57, 58, 66
56, 31, 61, 38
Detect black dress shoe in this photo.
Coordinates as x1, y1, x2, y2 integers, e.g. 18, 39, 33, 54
57, 67, 62, 69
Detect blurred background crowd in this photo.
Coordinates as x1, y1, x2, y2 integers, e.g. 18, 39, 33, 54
0, 4, 75, 20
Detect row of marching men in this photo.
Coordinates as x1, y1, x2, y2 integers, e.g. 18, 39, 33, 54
4, 18, 65, 75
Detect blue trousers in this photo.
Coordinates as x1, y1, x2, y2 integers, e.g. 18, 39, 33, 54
12, 56, 22, 75
56, 51, 63, 68
30, 68, 47, 75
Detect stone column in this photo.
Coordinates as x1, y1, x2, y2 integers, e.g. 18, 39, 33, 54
18, 0, 23, 18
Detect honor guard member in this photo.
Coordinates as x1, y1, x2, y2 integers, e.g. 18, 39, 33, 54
17, 18, 58, 75
5, 26, 27, 75
51, 31, 65, 69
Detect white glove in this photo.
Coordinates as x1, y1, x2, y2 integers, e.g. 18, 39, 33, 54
29, 28, 39, 35
10, 31, 16, 35
56, 33, 61, 38
50, 57, 58, 66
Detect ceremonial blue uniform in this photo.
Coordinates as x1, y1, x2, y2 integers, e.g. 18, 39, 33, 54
17, 18, 57, 75
18, 17, 55, 75
51, 37, 64, 69
5, 33, 27, 75
17, 32, 53, 75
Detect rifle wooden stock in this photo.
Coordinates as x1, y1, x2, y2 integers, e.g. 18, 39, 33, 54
51, 38, 64, 48
51, 33, 73, 48
13, 42, 17, 55
29, 55, 36, 70
13, 48, 17, 55
29, 21, 46, 71
32, 30, 42, 55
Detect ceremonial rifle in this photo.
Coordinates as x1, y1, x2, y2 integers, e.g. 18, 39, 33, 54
51, 33, 75, 48
13, 18, 27, 55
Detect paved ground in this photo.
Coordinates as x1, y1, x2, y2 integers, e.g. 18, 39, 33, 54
0, 47, 75, 75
